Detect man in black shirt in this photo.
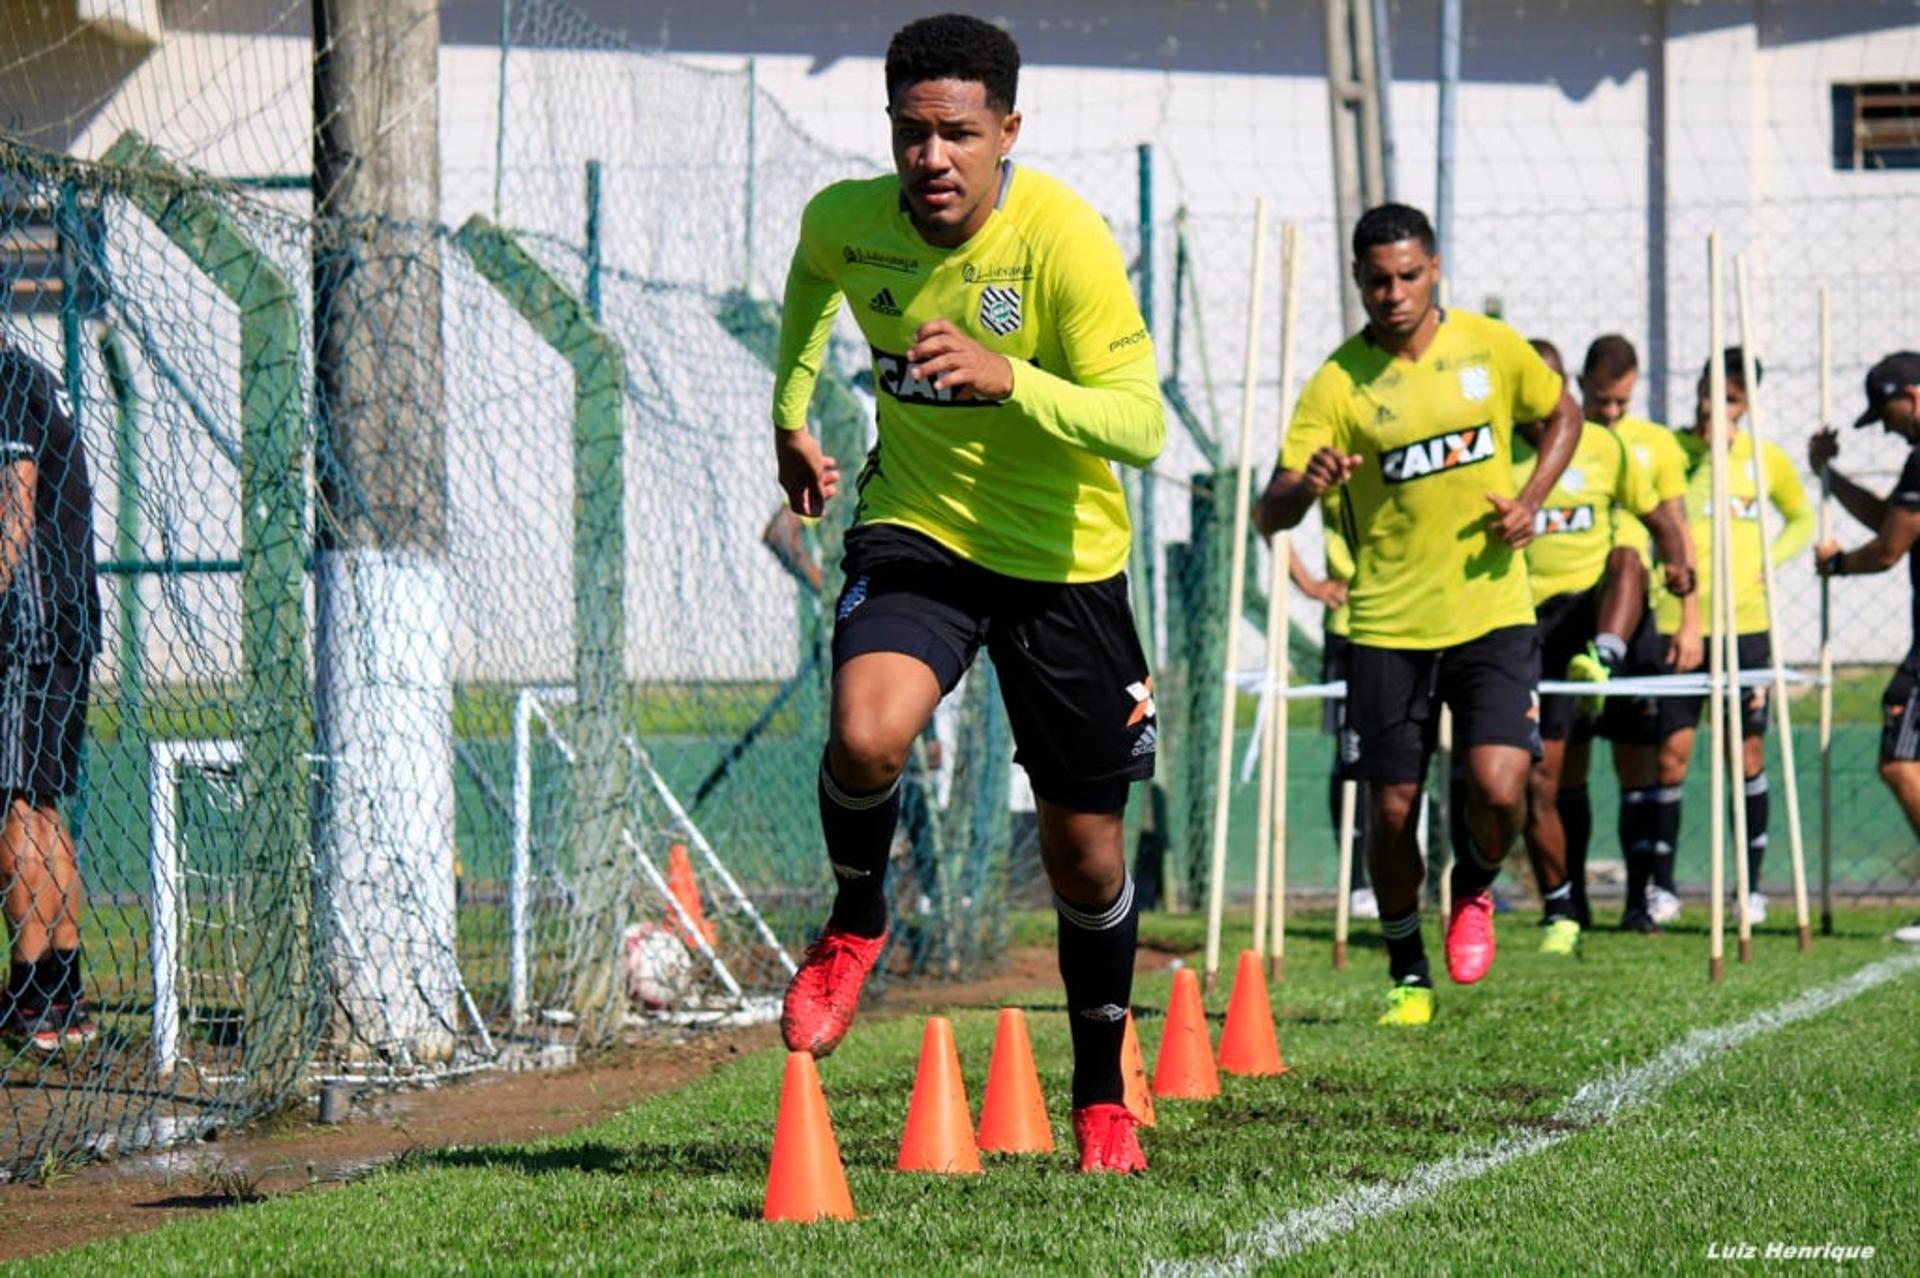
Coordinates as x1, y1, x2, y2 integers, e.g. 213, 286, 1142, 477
0, 343, 101, 1051
1810, 351, 1920, 945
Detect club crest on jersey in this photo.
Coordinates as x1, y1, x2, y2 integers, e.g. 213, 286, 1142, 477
1532, 505, 1595, 536
979, 285, 1023, 336
1459, 365, 1492, 402
1380, 425, 1495, 484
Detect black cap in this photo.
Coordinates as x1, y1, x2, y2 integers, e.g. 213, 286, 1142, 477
1856, 352, 1920, 427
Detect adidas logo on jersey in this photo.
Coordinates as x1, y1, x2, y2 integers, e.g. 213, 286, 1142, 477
868, 288, 902, 316
1379, 425, 1495, 484
1532, 505, 1596, 536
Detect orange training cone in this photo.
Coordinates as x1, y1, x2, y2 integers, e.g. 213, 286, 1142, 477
763, 1051, 855, 1222
897, 1017, 984, 1173
1120, 1011, 1156, 1127
1217, 949, 1288, 1077
666, 842, 717, 945
976, 1008, 1053, 1154
1152, 967, 1220, 1100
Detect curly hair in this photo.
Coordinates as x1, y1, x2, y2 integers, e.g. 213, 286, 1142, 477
885, 14, 1020, 112
1352, 203, 1436, 258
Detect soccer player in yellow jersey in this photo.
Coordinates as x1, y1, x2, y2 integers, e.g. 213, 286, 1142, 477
770, 16, 1163, 1173
1255, 204, 1583, 1025
1648, 350, 1814, 925
1578, 335, 1705, 932
1511, 339, 1693, 953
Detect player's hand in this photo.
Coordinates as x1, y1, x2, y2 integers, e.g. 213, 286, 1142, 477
1309, 579, 1349, 609
1486, 492, 1538, 549
1663, 562, 1697, 598
1668, 623, 1705, 674
1303, 447, 1363, 495
774, 427, 839, 518
1814, 537, 1843, 576
1808, 427, 1839, 477
907, 319, 1014, 401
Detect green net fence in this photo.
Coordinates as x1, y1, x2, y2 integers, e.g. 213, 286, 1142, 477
1, 0, 1917, 1180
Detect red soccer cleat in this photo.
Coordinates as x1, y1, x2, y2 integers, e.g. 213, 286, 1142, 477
780, 926, 888, 1058
1072, 1102, 1147, 1174
1446, 889, 1497, 985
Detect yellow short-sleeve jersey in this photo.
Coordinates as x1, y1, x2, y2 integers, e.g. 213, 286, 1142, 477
1609, 415, 1688, 565
1653, 430, 1815, 635
1514, 423, 1659, 605
1280, 310, 1564, 649
772, 165, 1157, 583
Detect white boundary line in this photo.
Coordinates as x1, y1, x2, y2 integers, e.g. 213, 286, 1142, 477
1146, 951, 1920, 1277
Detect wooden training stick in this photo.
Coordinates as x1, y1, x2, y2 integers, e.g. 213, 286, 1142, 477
1435, 706, 1454, 923
1817, 286, 1836, 938
1712, 226, 1743, 974
1333, 780, 1356, 970
1735, 256, 1813, 953
1719, 261, 1753, 965
1267, 221, 1304, 981
1203, 198, 1270, 994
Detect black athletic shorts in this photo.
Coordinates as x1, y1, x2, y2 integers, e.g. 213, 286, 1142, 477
832, 524, 1154, 812
1595, 604, 1667, 744
1343, 625, 1542, 784
1881, 650, 1920, 763
0, 664, 87, 799
1536, 585, 1602, 744
1658, 632, 1773, 741
1321, 631, 1359, 780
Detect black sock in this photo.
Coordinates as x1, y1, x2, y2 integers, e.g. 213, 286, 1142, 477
820, 755, 901, 939
1542, 881, 1578, 923
1652, 785, 1682, 892
1056, 877, 1138, 1107
53, 947, 82, 1004
5, 960, 30, 1007
1620, 786, 1660, 913
1327, 773, 1372, 890
1380, 909, 1431, 986
1449, 829, 1502, 899
1744, 772, 1769, 890
1557, 784, 1592, 925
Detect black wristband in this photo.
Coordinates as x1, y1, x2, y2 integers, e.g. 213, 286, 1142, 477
1821, 550, 1847, 578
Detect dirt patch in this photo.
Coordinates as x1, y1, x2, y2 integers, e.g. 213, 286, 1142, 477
0, 943, 1152, 1262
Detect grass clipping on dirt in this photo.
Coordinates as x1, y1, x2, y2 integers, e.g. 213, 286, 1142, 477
23, 908, 1920, 1275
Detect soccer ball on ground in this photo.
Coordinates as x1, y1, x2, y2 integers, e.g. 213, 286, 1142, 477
622, 922, 695, 1009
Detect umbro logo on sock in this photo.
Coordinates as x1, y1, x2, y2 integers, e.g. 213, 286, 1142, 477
1076, 1003, 1129, 1023
869, 288, 902, 316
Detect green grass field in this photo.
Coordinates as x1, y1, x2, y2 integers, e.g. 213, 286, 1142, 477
17, 907, 1918, 1275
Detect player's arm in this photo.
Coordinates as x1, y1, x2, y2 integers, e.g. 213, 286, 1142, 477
0, 458, 34, 595
1287, 542, 1347, 609
1808, 428, 1889, 532
1002, 344, 1165, 468
1256, 369, 1361, 535
1765, 445, 1816, 564
1817, 449, 1920, 577
1490, 388, 1581, 548
771, 211, 846, 516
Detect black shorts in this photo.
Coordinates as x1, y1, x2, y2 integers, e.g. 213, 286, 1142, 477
1321, 632, 1359, 780
0, 664, 87, 799
1343, 625, 1542, 784
832, 524, 1153, 812
1536, 586, 1602, 743
1881, 650, 1920, 763
1658, 632, 1773, 741
1595, 604, 1667, 744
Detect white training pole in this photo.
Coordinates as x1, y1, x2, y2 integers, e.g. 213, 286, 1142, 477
1707, 232, 1729, 983
1735, 256, 1813, 953
1817, 286, 1835, 938
1333, 780, 1355, 970
1204, 198, 1271, 993
1267, 221, 1303, 982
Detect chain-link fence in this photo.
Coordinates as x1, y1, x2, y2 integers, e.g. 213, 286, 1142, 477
1, 0, 1917, 1180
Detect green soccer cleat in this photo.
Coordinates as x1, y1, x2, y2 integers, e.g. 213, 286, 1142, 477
1539, 917, 1582, 957
1377, 983, 1434, 1027
1565, 643, 1612, 716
